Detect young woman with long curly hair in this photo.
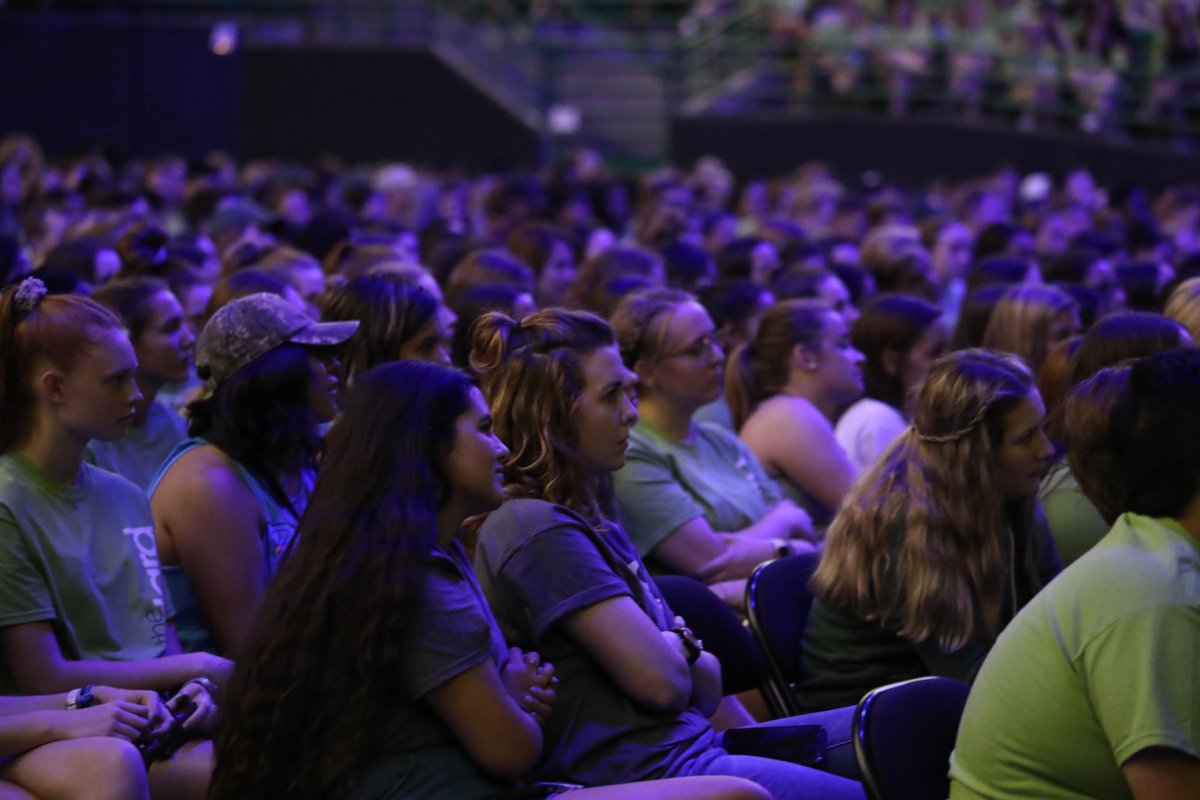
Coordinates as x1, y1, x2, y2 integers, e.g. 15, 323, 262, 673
470, 308, 866, 799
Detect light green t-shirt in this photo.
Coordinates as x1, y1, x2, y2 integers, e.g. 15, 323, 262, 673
0, 453, 175, 694
612, 418, 782, 557
949, 513, 1200, 800
1040, 462, 1110, 567
86, 400, 187, 493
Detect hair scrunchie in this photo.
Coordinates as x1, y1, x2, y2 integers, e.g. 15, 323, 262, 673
13, 276, 47, 321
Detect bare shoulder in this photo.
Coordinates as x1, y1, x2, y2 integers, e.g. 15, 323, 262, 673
742, 395, 826, 439
152, 444, 258, 517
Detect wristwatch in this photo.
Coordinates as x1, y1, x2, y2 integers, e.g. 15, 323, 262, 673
66, 685, 96, 710
671, 625, 704, 665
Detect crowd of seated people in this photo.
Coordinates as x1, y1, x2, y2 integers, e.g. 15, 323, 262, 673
757, 0, 1200, 136
0, 130, 1198, 798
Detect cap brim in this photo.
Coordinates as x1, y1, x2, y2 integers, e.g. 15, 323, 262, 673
290, 319, 360, 347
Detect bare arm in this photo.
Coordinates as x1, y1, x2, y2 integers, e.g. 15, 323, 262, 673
654, 512, 816, 585
0, 686, 173, 757
1123, 748, 1200, 800
151, 447, 267, 659
560, 596, 694, 714
742, 398, 857, 513
662, 614, 724, 717
1, 622, 230, 696
425, 659, 543, 779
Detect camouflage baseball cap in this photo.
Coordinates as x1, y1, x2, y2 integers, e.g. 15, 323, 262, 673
196, 292, 359, 385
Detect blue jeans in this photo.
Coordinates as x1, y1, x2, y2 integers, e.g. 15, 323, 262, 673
669, 707, 866, 800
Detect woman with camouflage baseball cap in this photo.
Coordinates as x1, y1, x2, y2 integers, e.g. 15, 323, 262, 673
148, 293, 358, 658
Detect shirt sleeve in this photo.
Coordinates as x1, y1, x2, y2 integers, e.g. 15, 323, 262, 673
401, 559, 500, 700
612, 444, 707, 557
1083, 604, 1200, 765
496, 521, 633, 641
0, 508, 56, 628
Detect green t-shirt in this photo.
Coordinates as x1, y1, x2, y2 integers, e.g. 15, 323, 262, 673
86, 400, 187, 492
0, 453, 175, 694
950, 513, 1200, 800
1040, 462, 1110, 567
612, 418, 782, 558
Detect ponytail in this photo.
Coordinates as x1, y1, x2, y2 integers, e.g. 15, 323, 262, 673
468, 310, 520, 377
726, 299, 830, 430
468, 307, 614, 522
0, 280, 123, 453
725, 341, 763, 431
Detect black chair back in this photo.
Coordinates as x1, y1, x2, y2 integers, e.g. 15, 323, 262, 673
853, 676, 971, 800
745, 551, 822, 716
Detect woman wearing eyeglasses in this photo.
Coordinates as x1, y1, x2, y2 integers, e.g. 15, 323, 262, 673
610, 289, 815, 612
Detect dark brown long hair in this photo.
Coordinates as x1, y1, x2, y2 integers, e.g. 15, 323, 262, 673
210, 361, 475, 799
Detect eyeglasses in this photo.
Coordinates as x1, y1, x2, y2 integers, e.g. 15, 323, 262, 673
664, 334, 722, 361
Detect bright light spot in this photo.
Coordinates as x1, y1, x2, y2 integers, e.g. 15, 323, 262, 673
210, 23, 238, 56
548, 105, 581, 135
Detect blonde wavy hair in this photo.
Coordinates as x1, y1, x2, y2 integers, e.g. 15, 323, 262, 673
813, 349, 1047, 651
470, 307, 615, 523
981, 284, 1078, 371
1164, 276, 1200, 344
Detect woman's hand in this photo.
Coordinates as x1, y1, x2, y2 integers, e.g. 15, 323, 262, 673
760, 500, 815, 541
169, 679, 219, 734
48, 702, 151, 743
91, 685, 172, 737
501, 647, 557, 725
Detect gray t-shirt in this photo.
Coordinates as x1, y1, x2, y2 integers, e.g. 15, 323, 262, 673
612, 419, 782, 558
390, 543, 509, 749
474, 499, 714, 786
0, 453, 175, 694
368, 542, 509, 800
86, 400, 187, 492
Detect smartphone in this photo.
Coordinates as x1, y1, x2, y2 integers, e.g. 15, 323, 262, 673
722, 724, 827, 766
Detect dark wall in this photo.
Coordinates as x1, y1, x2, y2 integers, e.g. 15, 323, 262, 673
239, 47, 540, 170
671, 114, 1200, 187
0, 14, 240, 157
0, 14, 539, 169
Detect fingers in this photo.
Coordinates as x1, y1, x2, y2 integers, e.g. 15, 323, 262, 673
116, 701, 150, 720
181, 693, 218, 733
533, 661, 556, 687
527, 685, 556, 706
110, 719, 144, 743
132, 692, 170, 737
518, 691, 553, 724
170, 683, 216, 733
110, 706, 151, 742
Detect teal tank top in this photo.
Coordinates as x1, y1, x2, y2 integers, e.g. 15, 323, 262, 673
147, 438, 315, 654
